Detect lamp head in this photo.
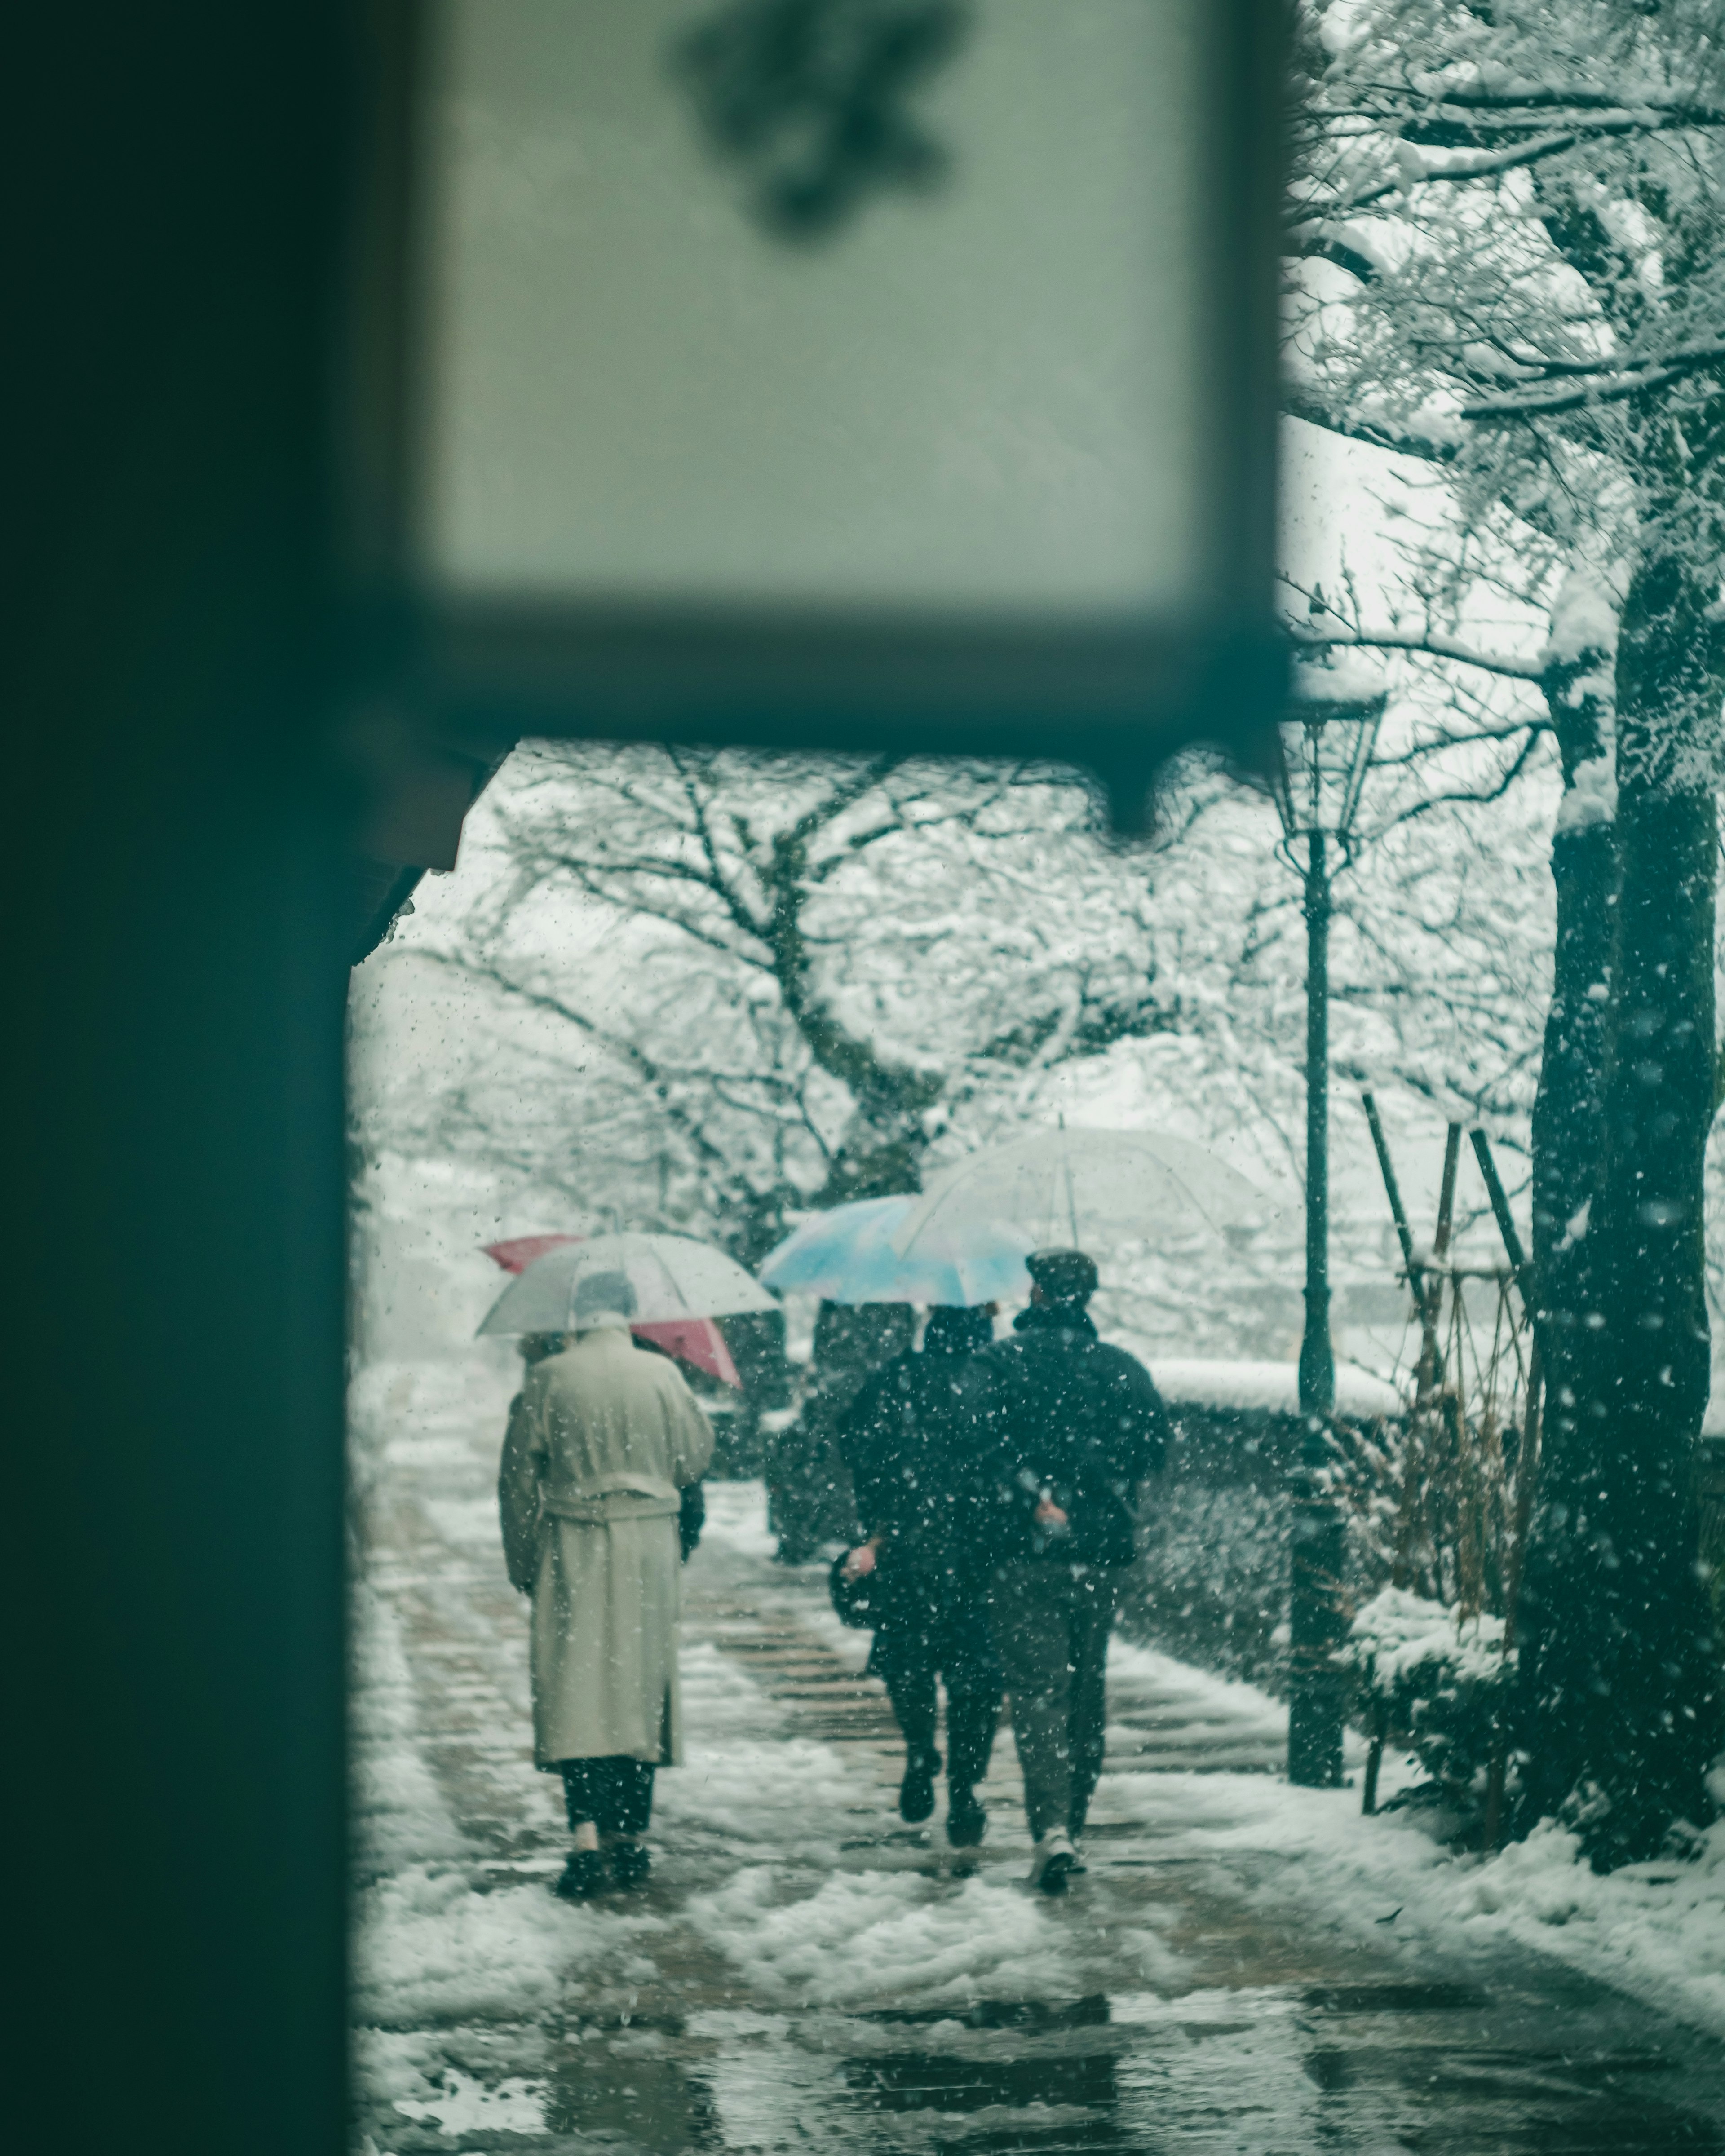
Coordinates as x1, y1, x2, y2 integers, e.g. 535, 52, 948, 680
1273, 654, 1388, 843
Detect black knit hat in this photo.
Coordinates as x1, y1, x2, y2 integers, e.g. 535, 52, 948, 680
1026, 1248, 1098, 1304
923, 1305, 994, 1355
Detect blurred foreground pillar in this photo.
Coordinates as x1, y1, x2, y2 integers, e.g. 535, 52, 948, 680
6, 6, 350, 2149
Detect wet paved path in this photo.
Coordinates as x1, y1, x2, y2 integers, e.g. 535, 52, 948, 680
354, 1371, 1725, 2154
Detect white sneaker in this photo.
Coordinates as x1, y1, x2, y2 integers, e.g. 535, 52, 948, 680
1030, 1829, 1077, 1895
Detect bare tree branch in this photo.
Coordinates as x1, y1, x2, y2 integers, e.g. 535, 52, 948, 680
1282, 376, 1460, 464
1286, 616, 1546, 682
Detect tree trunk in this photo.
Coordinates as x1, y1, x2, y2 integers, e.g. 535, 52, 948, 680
1529, 579, 1617, 1307
1519, 545, 1723, 1863
1520, 590, 1619, 1795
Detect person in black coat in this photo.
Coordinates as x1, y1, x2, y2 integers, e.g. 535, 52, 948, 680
770, 1301, 914, 1562
838, 1304, 1002, 1847
963, 1249, 1165, 1893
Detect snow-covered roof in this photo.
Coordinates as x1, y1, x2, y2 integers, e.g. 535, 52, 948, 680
1149, 1357, 1402, 1418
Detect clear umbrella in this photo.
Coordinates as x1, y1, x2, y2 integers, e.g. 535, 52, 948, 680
480, 1236, 741, 1385
759, 1195, 1031, 1307
892, 1127, 1268, 1257
477, 1232, 778, 1335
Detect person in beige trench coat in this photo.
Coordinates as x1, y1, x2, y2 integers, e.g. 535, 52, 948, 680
498, 1269, 713, 1900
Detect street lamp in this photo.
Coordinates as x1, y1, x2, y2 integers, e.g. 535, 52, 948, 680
1274, 652, 1386, 1787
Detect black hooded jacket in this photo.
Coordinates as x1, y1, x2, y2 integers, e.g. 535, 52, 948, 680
964, 1303, 1166, 1567
840, 1307, 993, 1574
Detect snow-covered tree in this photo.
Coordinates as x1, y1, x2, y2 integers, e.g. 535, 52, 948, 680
1288, 0, 1725, 1859
365, 729, 1557, 1329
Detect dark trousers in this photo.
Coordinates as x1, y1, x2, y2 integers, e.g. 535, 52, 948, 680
869, 1569, 1003, 1793
990, 1561, 1120, 1840
558, 1757, 655, 1836
881, 1661, 1002, 1793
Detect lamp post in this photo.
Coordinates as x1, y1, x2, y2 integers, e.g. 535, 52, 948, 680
1274, 655, 1386, 1787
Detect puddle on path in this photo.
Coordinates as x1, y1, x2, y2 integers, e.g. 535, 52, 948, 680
385, 1986, 1725, 2155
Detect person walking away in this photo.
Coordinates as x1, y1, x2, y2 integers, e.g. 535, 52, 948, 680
966, 1251, 1165, 1894
769, 1300, 913, 1561
839, 1306, 1003, 1847
498, 1270, 714, 1900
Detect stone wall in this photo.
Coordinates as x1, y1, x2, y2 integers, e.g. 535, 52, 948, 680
1119, 1400, 1392, 1697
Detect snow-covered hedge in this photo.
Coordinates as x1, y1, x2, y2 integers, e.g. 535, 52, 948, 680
1122, 1387, 1402, 1694
1341, 1585, 1513, 1804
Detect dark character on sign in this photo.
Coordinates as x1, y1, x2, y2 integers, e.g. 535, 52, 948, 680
676, 0, 971, 237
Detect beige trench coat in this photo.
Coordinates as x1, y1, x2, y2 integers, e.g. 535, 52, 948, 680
498, 1326, 713, 1767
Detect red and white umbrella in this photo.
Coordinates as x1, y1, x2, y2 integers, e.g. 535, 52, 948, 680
482, 1235, 742, 1388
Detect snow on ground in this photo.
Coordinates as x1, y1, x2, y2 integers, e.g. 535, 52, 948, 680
683, 1865, 1085, 2010
353, 1361, 1725, 2112
388, 2071, 547, 2139
350, 1580, 472, 1874
1101, 1631, 1725, 2043
355, 1860, 650, 2028
660, 1638, 868, 1855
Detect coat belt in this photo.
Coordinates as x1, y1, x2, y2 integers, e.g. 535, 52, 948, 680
541, 1472, 681, 1524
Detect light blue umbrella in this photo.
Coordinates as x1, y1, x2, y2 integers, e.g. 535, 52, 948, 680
759, 1195, 1032, 1308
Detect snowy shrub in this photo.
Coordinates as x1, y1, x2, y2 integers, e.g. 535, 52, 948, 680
1342, 1586, 1513, 1805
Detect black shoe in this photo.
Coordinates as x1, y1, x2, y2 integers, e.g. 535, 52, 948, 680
899, 1750, 941, 1824
554, 1850, 609, 1901
1039, 1851, 1077, 1896
609, 1840, 651, 1891
1031, 1831, 1078, 1896
947, 1791, 987, 1848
